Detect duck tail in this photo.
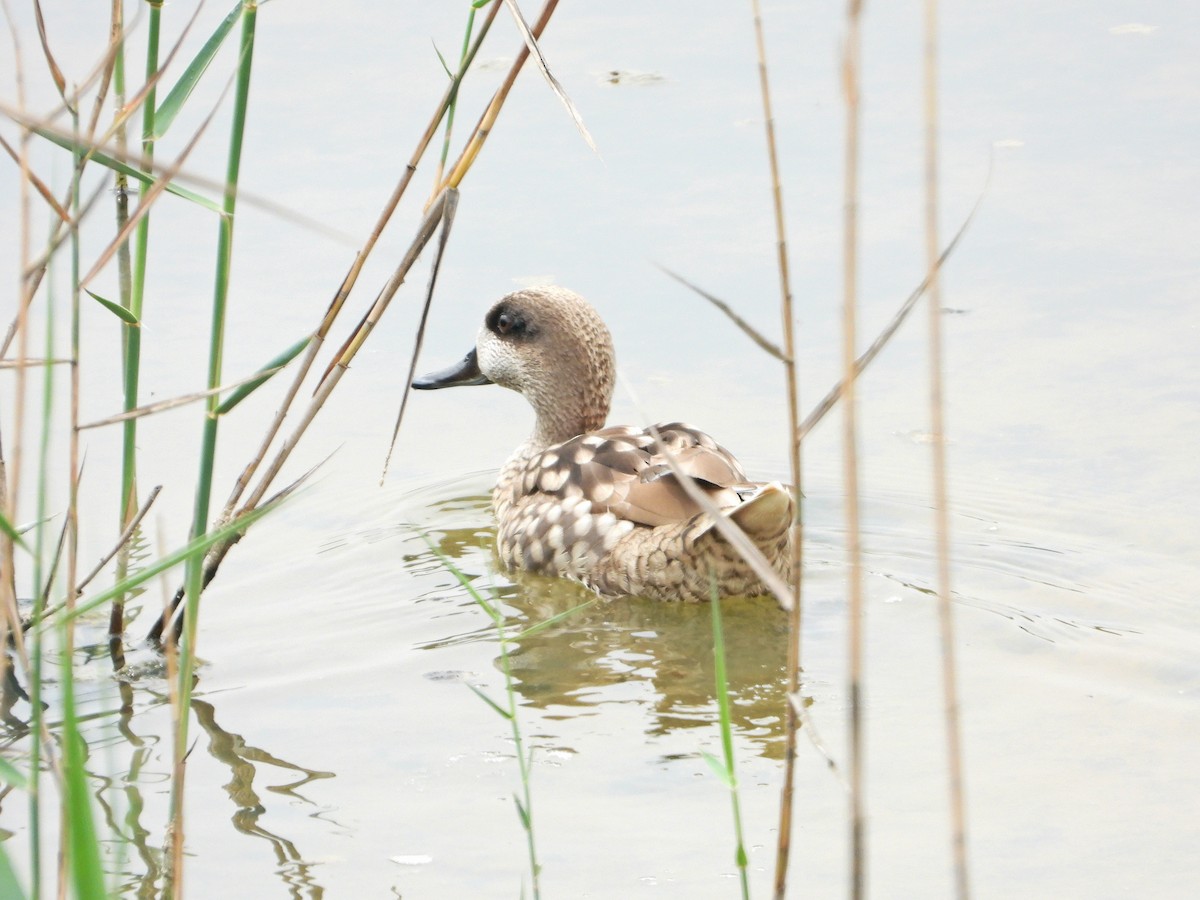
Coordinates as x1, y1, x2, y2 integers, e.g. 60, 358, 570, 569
727, 482, 793, 546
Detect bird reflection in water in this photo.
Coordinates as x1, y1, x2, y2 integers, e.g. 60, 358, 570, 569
413, 511, 794, 760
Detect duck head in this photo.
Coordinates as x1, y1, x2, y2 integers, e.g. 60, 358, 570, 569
414, 286, 616, 449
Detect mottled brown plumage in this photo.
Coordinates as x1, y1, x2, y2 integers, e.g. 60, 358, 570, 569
413, 286, 793, 601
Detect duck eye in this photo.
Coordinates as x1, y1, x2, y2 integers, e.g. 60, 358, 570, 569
494, 310, 526, 336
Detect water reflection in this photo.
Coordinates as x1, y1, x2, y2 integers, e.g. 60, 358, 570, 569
192, 699, 336, 900
0, 647, 336, 899
403, 492, 792, 759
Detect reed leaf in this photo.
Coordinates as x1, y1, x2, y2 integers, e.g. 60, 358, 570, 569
467, 682, 513, 720
0, 756, 28, 788
154, 0, 243, 139
215, 335, 311, 415
511, 598, 595, 639
0, 845, 25, 900
0, 512, 31, 553
501, 0, 596, 154
701, 750, 734, 788
29, 124, 220, 212
85, 289, 139, 326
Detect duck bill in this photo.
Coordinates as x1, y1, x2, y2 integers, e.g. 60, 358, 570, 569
412, 348, 493, 390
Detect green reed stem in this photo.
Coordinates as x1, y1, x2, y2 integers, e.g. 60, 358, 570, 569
422, 537, 543, 897
25, 234, 58, 900
433, 4, 478, 186
113, 0, 163, 648
708, 585, 751, 899
58, 617, 106, 898
173, 0, 258, 840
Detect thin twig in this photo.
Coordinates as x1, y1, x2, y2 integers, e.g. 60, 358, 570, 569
658, 264, 787, 362
381, 189, 460, 481
216, 0, 504, 524
797, 177, 987, 442
77, 486, 162, 595
78, 367, 286, 430
0, 134, 70, 222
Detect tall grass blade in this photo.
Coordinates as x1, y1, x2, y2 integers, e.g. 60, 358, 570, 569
0, 134, 69, 221
740, 3, 807, 896
797, 178, 987, 442
422, 537, 549, 898
53, 496, 283, 625
31, 0, 67, 101
80, 367, 296, 430
153, 0, 243, 139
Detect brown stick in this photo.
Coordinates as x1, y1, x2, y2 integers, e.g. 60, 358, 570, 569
924, 2, 971, 895
842, 2, 868, 896
745, 1, 807, 896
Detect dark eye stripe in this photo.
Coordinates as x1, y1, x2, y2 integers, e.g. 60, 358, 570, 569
487, 303, 532, 338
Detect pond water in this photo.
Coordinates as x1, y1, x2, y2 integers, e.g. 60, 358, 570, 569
2, 1, 1198, 897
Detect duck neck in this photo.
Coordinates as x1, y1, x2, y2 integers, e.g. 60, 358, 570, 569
527, 383, 610, 452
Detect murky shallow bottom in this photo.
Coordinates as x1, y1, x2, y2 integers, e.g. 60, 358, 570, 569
10, 458, 1196, 898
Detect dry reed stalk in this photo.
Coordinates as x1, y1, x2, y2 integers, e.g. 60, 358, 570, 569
842, 2, 867, 896
74, 486, 162, 596
796, 192, 982, 442
924, 2, 971, 895
0, 134, 69, 221
381, 189, 460, 479
442, 0, 562, 191
740, 1, 807, 896
217, 0, 504, 523
150, 0, 560, 642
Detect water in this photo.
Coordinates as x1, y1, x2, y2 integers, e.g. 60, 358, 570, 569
2, 1, 1198, 897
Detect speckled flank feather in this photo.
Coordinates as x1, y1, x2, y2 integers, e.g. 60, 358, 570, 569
415, 286, 794, 601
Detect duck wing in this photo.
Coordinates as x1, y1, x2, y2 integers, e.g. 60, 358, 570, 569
520, 423, 752, 527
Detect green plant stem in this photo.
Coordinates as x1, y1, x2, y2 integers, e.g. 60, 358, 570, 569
113, 0, 162, 650
497, 630, 541, 899
711, 593, 750, 899
172, 0, 259, 868
26, 237, 56, 900
432, 5, 477, 191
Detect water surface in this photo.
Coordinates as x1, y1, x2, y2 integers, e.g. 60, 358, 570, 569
1, 1, 1198, 897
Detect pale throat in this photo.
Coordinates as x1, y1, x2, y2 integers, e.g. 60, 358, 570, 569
528, 385, 610, 451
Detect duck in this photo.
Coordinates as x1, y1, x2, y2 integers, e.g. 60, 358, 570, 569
413, 285, 794, 602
